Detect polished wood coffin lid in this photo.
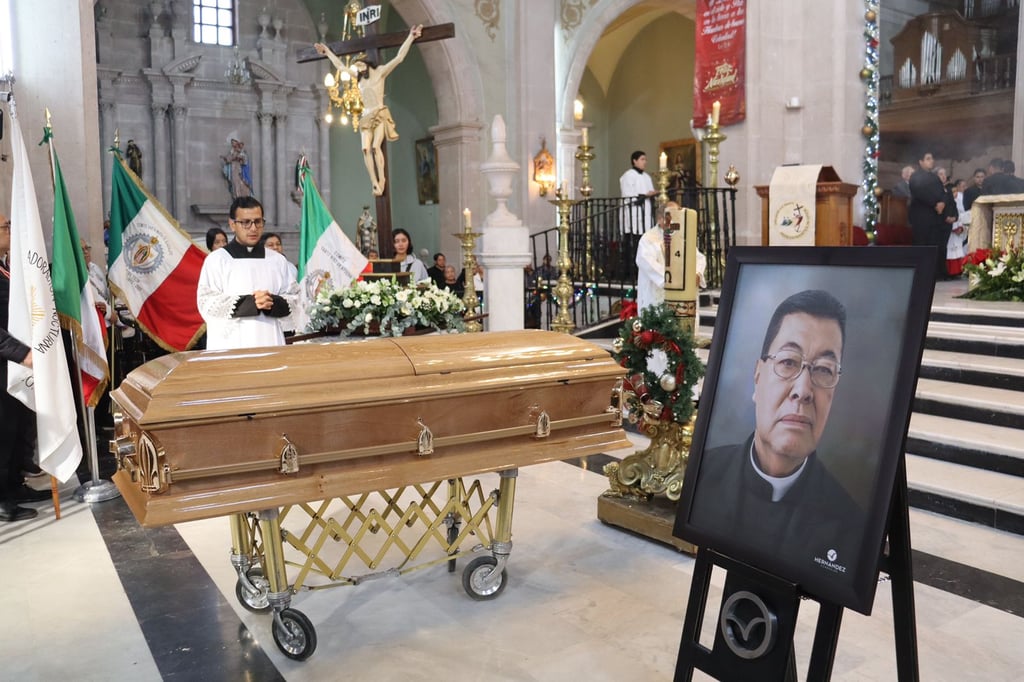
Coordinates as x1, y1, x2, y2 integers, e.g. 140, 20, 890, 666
114, 330, 619, 427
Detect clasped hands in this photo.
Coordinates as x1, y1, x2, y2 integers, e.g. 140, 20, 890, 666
253, 290, 275, 311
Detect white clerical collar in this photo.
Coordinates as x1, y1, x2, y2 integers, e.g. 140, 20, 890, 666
750, 441, 808, 502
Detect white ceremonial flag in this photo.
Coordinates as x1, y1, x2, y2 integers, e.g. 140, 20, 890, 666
6, 100, 82, 482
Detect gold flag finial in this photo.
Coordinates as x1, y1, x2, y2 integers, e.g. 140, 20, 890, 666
44, 107, 52, 128
114, 127, 120, 149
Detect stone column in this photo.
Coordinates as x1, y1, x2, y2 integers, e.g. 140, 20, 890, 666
151, 104, 169, 203
429, 121, 486, 261
99, 102, 116, 216
480, 116, 531, 332
170, 105, 188, 224
274, 114, 288, 227
258, 111, 274, 218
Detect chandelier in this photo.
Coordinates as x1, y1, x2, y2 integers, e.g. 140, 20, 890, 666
225, 47, 251, 86
324, 2, 366, 131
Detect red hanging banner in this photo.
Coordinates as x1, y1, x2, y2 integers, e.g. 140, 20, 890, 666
693, 0, 746, 128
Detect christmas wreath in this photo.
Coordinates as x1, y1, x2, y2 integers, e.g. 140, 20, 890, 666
611, 303, 704, 424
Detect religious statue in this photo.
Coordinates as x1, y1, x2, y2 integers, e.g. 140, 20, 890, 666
126, 139, 143, 178
356, 206, 378, 256
221, 138, 254, 199
315, 24, 423, 196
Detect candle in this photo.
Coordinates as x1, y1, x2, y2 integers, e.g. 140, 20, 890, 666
463, 208, 471, 229
659, 152, 668, 171
581, 126, 588, 148
711, 100, 721, 127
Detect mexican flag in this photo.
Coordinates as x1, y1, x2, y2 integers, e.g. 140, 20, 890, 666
6, 101, 82, 482
47, 128, 109, 408
108, 156, 206, 352
296, 168, 367, 330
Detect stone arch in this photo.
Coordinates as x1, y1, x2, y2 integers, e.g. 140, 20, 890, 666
557, 0, 694, 135
391, 0, 484, 127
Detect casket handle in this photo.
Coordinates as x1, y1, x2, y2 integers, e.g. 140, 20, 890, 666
280, 435, 300, 474
532, 408, 551, 438
417, 419, 434, 456
607, 378, 624, 427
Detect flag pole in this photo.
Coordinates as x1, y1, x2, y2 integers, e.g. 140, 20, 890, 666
65, 287, 118, 502
43, 114, 117, 503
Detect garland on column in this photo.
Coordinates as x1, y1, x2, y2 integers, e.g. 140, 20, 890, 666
860, 1, 881, 241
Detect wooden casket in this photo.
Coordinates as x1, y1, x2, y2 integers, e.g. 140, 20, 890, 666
111, 330, 629, 527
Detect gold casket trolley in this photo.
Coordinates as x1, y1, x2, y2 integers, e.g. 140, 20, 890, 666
110, 330, 629, 660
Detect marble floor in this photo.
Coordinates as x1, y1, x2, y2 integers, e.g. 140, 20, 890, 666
3, 429, 1024, 682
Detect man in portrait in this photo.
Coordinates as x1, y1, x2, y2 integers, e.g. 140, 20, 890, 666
691, 289, 864, 572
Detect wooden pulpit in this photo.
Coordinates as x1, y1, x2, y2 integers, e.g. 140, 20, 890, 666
755, 166, 859, 246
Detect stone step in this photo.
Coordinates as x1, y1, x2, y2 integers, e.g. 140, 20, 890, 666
906, 453, 1024, 535
929, 300, 1024, 328
907, 411, 1024, 478
914, 377, 1024, 430
925, 320, 1024, 359
919, 348, 1024, 392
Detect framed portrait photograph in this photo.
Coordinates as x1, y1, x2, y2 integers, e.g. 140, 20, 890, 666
414, 137, 439, 205
674, 246, 936, 614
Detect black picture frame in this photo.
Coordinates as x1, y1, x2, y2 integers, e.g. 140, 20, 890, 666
674, 246, 936, 614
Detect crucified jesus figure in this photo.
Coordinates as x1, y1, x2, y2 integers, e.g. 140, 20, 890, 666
315, 25, 423, 196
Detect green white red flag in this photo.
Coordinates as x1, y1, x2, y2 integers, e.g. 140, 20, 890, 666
5, 101, 82, 482
108, 156, 206, 352
47, 126, 109, 407
296, 167, 367, 330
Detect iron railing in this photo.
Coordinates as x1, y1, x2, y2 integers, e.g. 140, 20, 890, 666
526, 187, 737, 332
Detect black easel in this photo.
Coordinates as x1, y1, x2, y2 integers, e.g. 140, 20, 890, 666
674, 457, 920, 681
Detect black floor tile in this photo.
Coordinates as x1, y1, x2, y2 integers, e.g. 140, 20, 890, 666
90, 496, 283, 680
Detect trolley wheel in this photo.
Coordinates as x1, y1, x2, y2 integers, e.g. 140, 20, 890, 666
235, 566, 271, 612
447, 523, 459, 573
272, 608, 317, 661
462, 555, 508, 601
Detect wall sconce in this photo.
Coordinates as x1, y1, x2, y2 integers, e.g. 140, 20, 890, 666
533, 138, 556, 196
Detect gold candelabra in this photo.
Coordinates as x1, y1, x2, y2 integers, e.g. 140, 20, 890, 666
575, 137, 595, 281
548, 187, 577, 334
453, 218, 482, 333
323, 2, 366, 131
703, 119, 727, 188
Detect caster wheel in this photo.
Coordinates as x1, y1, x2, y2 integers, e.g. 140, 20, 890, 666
235, 567, 271, 612
273, 608, 317, 661
462, 555, 507, 601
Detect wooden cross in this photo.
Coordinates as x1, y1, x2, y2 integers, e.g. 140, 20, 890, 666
298, 22, 455, 257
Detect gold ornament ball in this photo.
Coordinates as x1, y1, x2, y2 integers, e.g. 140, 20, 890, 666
724, 164, 741, 187
612, 338, 624, 353
860, 67, 872, 80
865, 9, 877, 22
862, 124, 874, 137
659, 374, 677, 392
873, 186, 885, 197
632, 319, 643, 333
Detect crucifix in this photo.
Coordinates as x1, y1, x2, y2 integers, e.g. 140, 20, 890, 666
298, 11, 454, 258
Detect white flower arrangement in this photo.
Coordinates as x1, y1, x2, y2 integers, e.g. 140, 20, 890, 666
307, 277, 467, 336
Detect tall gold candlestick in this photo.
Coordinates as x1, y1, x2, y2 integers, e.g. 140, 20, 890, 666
656, 167, 672, 209
548, 186, 578, 334
703, 120, 727, 189
575, 138, 595, 280
452, 216, 482, 333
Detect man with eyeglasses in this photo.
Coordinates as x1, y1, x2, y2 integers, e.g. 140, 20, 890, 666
693, 289, 864, 569
197, 197, 299, 350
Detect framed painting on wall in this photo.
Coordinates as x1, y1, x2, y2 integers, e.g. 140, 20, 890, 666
660, 138, 701, 193
415, 137, 439, 205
